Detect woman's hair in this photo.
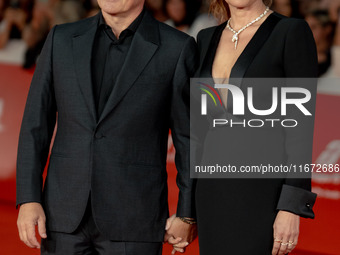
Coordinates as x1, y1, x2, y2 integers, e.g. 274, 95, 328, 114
210, 0, 273, 23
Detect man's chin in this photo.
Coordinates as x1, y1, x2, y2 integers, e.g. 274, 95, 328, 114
101, 6, 125, 16
99, 1, 144, 17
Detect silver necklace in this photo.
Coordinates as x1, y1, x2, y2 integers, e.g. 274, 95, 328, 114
226, 6, 270, 49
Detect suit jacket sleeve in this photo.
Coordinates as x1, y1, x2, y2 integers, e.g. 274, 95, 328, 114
16, 26, 57, 207
190, 30, 210, 178
170, 36, 198, 218
276, 19, 318, 218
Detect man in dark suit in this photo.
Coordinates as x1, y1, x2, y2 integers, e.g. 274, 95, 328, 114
16, 0, 197, 254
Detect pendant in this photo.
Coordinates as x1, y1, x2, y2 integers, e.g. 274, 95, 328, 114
232, 34, 238, 49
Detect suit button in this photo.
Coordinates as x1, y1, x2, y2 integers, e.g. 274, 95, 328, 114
95, 133, 104, 139
306, 203, 311, 208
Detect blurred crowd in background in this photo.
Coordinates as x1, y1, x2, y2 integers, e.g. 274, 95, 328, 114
0, 0, 339, 78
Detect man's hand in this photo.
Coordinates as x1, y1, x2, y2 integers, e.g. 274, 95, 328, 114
272, 211, 300, 255
17, 202, 47, 249
164, 214, 197, 254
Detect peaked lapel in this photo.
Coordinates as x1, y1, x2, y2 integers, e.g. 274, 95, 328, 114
197, 22, 226, 78
97, 12, 160, 124
198, 12, 282, 123
227, 13, 281, 111
72, 13, 100, 123
229, 13, 281, 80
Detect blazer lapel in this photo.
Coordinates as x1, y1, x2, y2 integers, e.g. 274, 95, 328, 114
227, 13, 281, 111
98, 12, 159, 124
197, 22, 226, 78
198, 13, 282, 121
230, 13, 281, 80
72, 13, 100, 123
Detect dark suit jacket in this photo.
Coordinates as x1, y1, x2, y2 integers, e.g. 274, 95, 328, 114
16, 11, 197, 242
194, 12, 317, 218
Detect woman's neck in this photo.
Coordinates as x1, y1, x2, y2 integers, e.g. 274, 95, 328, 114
229, 1, 268, 30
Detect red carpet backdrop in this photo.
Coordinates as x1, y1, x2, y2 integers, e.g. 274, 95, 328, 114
0, 63, 339, 254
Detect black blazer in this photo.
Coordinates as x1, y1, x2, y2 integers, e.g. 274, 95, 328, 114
16, 11, 197, 242
195, 12, 318, 218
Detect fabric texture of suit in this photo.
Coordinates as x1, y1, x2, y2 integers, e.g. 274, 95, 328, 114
194, 12, 318, 255
16, 10, 197, 243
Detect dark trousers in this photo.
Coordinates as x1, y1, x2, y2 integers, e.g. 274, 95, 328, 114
41, 199, 163, 255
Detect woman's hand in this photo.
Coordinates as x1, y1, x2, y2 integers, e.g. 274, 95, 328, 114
272, 211, 300, 255
164, 214, 197, 254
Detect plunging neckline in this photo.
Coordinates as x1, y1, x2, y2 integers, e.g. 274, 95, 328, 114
210, 12, 275, 81
198, 12, 281, 113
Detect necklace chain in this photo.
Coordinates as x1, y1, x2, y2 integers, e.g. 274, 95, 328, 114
226, 6, 270, 49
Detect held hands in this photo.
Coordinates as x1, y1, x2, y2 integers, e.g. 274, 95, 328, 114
164, 214, 197, 254
272, 211, 300, 255
17, 202, 47, 249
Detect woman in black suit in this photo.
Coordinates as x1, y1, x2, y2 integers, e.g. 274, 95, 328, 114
193, 0, 318, 254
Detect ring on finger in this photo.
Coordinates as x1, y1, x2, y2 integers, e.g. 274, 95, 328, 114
173, 245, 183, 248
281, 243, 289, 246
274, 238, 282, 243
